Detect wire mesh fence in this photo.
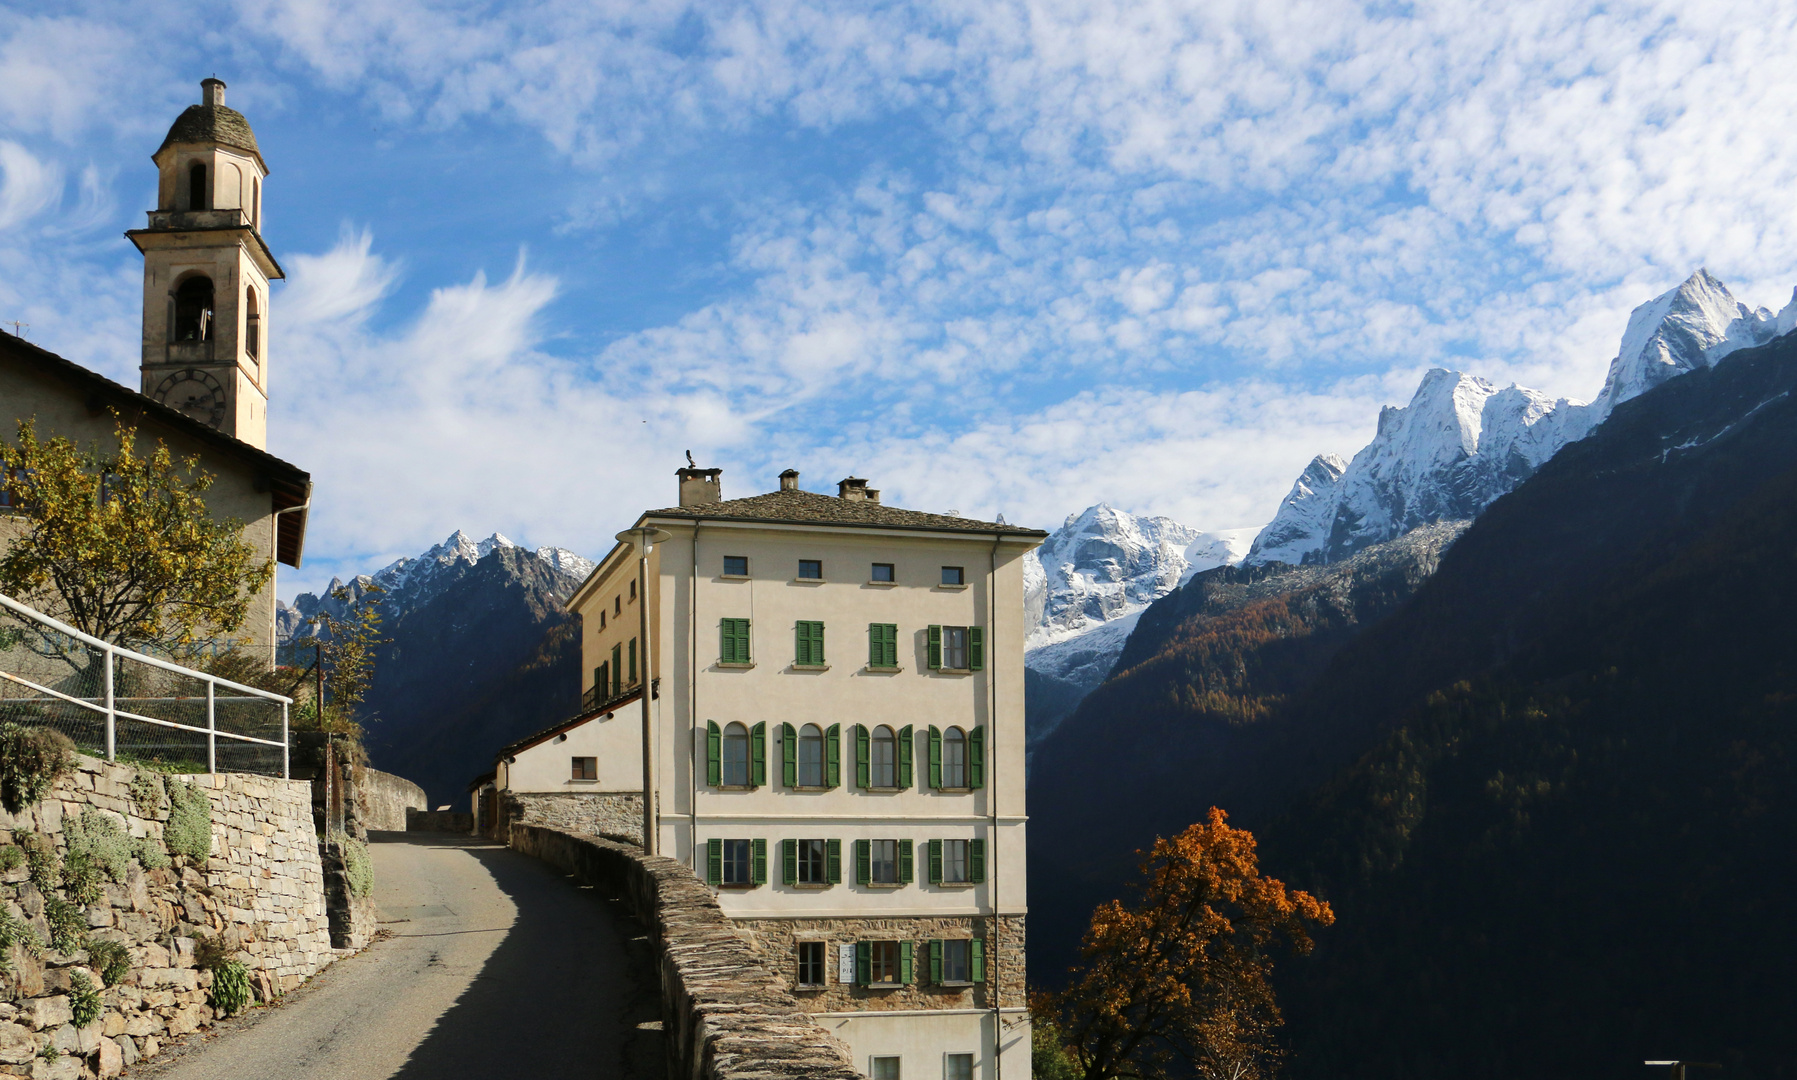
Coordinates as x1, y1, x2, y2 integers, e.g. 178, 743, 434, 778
0, 592, 290, 778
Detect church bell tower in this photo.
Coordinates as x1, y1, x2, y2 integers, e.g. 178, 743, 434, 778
128, 78, 282, 449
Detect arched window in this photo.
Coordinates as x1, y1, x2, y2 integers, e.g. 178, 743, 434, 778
173, 276, 215, 342
722, 722, 750, 787
252, 176, 260, 229
871, 725, 896, 788
943, 726, 967, 789
188, 162, 208, 210
245, 287, 260, 360
798, 724, 824, 787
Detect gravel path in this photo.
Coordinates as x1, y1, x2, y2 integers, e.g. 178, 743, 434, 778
131, 831, 661, 1080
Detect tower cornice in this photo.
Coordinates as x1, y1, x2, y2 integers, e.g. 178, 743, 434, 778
126, 221, 284, 280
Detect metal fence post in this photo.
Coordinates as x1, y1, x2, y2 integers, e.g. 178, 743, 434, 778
104, 645, 115, 763
282, 702, 289, 781
207, 680, 216, 775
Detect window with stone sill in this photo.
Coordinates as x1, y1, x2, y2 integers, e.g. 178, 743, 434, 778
944, 1053, 973, 1080
796, 940, 827, 987
570, 756, 596, 781
872, 1056, 901, 1080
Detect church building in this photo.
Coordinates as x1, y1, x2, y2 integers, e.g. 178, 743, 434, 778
1, 79, 310, 657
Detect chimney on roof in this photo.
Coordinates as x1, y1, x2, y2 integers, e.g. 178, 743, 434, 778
779, 469, 800, 491
838, 477, 872, 502
677, 466, 722, 507
202, 78, 226, 107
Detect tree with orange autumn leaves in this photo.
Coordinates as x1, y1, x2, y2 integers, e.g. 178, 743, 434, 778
1044, 808, 1333, 1080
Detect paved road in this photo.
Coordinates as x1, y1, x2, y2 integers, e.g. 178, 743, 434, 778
137, 832, 660, 1080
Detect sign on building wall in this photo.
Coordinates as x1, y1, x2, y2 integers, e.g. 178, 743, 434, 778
838, 942, 855, 984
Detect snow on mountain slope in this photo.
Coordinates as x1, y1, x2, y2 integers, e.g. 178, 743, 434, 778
277, 530, 595, 639
1249, 269, 1797, 567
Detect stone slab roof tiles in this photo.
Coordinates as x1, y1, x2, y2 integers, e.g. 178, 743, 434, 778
646, 488, 1047, 537
159, 104, 263, 162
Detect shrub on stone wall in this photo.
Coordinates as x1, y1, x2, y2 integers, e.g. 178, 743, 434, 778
164, 777, 214, 862
0, 905, 43, 974
0, 722, 76, 812
63, 807, 132, 903
134, 836, 170, 870
43, 895, 83, 952
209, 959, 253, 1015
17, 830, 60, 892
85, 936, 131, 986
129, 768, 165, 814
68, 970, 102, 1026
0, 844, 21, 872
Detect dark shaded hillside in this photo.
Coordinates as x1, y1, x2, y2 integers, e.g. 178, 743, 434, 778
1256, 337, 1797, 1078
1027, 522, 1466, 983
356, 547, 582, 805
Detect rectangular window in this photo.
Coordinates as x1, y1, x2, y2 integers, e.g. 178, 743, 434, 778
941, 566, 965, 586
795, 621, 825, 666
720, 618, 751, 664
872, 1056, 902, 1080
868, 623, 898, 668
942, 940, 972, 983
944, 1053, 973, 1080
571, 757, 597, 781
615, 595, 622, 615
610, 644, 622, 695
870, 940, 901, 984
630, 579, 637, 601
593, 664, 609, 700
599, 609, 607, 630
942, 626, 968, 670
798, 559, 823, 580
943, 839, 969, 883
870, 839, 897, 885
720, 839, 752, 885
796, 839, 827, 884
797, 941, 827, 987
628, 638, 638, 683
871, 562, 895, 583
723, 555, 749, 576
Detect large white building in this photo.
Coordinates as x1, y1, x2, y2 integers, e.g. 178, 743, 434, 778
500, 466, 1044, 1080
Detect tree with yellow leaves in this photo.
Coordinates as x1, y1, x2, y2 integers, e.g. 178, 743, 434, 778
0, 418, 271, 657
1050, 807, 1334, 1080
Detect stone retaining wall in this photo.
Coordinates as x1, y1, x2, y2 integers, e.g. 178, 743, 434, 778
508, 824, 861, 1080
0, 756, 333, 1078
359, 769, 426, 832
503, 791, 641, 844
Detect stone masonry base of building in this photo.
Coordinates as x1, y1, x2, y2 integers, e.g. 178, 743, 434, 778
502, 791, 642, 843
731, 915, 1025, 1013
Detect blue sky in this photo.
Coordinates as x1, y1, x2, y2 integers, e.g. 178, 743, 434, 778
6, 0, 1797, 599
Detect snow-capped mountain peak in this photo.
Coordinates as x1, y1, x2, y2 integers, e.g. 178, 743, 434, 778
1592, 269, 1778, 422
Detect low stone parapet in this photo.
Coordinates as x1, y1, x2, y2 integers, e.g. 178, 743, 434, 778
508, 825, 861, 1080
403, 809, 472, 833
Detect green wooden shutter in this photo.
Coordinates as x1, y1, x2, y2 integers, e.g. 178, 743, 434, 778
812, 621, 825, 664
928, 726, 942, 789
929, 939, 943, 983
794, 622, 806, 665
737, 619, 752, 663
899, 839, 914, 884
706, 838, 722, 885
720, 620, 733, 664
867, 623, 881, 667
927, 625, 942, 669
970, 838, 986, 883
611, 644, 622, 694
929, 839, 942, 884
855, 839, 870, 885
826, 724, 841, 788
629, 637, 638, 683
826, 839, 842, 884
855, 725, 870, 789
900, 940, 914, 985
969, 725, 985, 789
781, 723, 797, 787
855, 941, 871, 986
752, 838, 767, 885
782, 839, 797, 885
968, 626, 984, 671
971, 938, 984, 983
750, 721, 767, 786
706, 721, 721, 787
885, 624, 898, 667
898, 725, 913, 788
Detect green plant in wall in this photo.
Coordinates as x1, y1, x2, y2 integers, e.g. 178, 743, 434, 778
134, 837, 169, 871
67, 970, 101, 1027
208, 958, 253, 1015
129, 769, 165, 815
340, 837, 373, 898
17, 831, 60, 894
0, 845, 22, 873
0, 722, 76, 813
163, 777, 213, 863
0, 905, 44, 976
63, 808, 131, 905
42, 896, 83, 953
83, 936, 130, 986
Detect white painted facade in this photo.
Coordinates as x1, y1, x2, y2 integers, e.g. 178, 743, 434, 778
567, 471, 1042, 1080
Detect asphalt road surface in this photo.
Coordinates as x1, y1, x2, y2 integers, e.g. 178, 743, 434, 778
136, 832, 661, 1080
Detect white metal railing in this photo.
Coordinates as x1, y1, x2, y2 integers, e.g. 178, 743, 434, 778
0, 592, 290, 778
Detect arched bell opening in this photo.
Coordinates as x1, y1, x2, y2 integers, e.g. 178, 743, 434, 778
188, 162, 209, 211
245, 286, 260, 360
172, 276, 215, 342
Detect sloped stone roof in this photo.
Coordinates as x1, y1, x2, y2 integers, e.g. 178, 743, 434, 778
645, 488, 1046, 537
158, 104, 262, 162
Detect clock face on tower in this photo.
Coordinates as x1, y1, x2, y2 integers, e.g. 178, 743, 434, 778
152, 369, 227, 430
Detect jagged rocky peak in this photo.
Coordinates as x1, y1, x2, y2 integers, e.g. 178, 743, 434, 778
1591, 269, 1787, 421
277, 530, 596, 642
1024, 504, 1253, 650
1248, 269, 1797, 568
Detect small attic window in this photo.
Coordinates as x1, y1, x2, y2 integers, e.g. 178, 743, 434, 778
189, 162, 208, 210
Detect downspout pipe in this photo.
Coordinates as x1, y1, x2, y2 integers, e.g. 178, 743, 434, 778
989, 530, 1004, 1080
691, 518, 702, 866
